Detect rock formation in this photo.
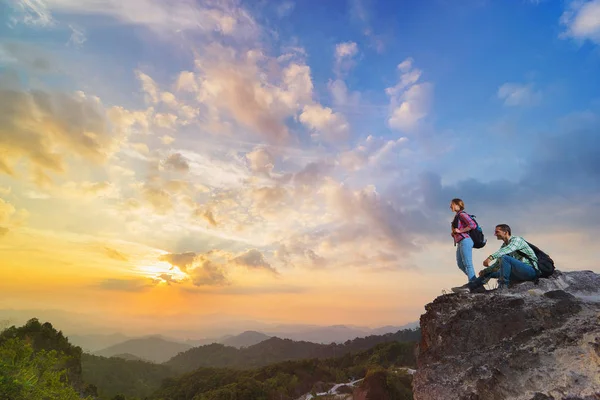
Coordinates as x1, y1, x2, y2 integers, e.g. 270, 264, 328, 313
413, 270, 600, 400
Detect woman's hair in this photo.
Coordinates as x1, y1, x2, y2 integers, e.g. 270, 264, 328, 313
495, 224, 511, 235
451, 198, 465, 211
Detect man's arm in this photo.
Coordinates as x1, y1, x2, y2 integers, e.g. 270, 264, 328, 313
488, 237, 526, 260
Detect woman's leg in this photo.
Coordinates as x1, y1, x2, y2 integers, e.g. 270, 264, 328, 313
458, 237, 476, 281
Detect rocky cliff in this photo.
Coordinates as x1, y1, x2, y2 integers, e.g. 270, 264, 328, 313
413, 270, 600, 400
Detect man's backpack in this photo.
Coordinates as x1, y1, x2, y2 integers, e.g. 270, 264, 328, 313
518, 241, 556, 278
452, 212, 487, 249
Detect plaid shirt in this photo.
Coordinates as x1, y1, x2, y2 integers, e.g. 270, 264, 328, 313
452, 211, 477, 244
482, 236, 539, 275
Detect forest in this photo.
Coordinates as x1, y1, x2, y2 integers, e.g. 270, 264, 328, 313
0, 318, 419, 400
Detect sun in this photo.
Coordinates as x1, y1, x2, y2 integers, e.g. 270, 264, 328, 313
136, 261, 188, 283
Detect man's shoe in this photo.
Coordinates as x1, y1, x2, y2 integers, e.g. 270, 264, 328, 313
495, 283, 508, 293
470, 284, 487, 294
451, 283, 470, 293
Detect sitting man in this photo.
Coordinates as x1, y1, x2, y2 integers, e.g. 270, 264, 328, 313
470, 224, 539, 292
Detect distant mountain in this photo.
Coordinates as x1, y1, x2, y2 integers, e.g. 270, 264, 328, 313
370, 322, 419, 336
221, 330, 270, 348
152, 340, 417, 400
267, 325, 370, 344
68, 333, 132, 352
95, 336, 192, 363
110, 353, 146, 362
165, 328, 421, 373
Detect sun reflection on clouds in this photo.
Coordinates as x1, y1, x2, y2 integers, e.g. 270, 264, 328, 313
136, 261, 188, 283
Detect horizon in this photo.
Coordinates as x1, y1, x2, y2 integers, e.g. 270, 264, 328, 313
1, 0, 600, 335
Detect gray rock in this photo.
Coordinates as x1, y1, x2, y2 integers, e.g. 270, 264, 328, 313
413, 270, 600, 400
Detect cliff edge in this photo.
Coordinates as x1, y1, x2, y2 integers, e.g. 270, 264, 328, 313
413, 270, 600, 400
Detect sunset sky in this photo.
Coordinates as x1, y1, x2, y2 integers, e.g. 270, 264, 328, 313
1, 0, 599, 337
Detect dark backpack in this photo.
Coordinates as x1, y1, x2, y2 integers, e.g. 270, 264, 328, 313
452, 212, 487, 249
517, 241, 555, 278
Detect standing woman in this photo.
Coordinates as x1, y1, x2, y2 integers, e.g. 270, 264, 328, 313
450, 198, 478, 291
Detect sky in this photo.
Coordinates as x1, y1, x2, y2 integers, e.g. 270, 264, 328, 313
0, 0, 599, 337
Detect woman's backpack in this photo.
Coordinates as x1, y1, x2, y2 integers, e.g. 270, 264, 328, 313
452, 212, 487, 249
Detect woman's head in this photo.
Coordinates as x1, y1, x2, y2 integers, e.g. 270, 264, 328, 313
450, 198, 465, 212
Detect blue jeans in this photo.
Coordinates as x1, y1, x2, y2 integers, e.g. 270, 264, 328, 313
456, 237, 475, 282
486, 255, 538, 285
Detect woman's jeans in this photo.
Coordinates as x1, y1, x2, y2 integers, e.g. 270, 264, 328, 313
456, 236, 475, 282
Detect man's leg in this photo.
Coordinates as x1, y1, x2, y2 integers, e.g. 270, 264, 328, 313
456, 245, 466, 276
499, 256, 537, 287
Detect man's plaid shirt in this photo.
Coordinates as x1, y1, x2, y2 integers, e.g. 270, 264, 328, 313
482, 236, 539, 275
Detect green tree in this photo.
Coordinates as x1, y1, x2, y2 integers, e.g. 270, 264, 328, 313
0, 337, 88, 400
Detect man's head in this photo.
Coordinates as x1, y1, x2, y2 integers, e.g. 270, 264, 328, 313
494, 224, 511, 241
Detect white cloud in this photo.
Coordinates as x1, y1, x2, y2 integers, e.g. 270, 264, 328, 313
328, 79, 360, 107
497, 83, 542, 107
334, 41, 359, 76
560, 0, 600, 44
246, 147, 275, 175
386, 58, 433, 132
276, 1, 295, 18
9, 0, 54, 27
136, 70, 159, 104
335, 41, 358, 59
67, 24, 86, 46
338, 135, 408, 172
15, 0, 258, 38
299, 104, 350, 143
0, 88, 130, 179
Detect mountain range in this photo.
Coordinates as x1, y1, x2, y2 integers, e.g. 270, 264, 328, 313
88, 323, 418, 364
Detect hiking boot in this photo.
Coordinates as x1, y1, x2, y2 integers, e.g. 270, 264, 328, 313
495, 283, 508, 293
451, 283, 471, 293
470, 284, 487, 294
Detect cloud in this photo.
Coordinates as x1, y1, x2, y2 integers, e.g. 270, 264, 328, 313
103, 247, 128, 262
386, 58, 433, 132
158, 252, 197, 272
334, 41, 359, 76
0, 197, 28, 232
497, 83, 542, 107
560, 0, 600, 45
246, 147, 275, 175
202, 209, 218, 227
0, 88, 128, 180
407, 111, 600, 238
12, 0, 258, 38
162, 153, 190, 172
349, 0, 384, 52
9, 0, 54, 27
276, 1, 295, 18
148, 42, 317, 145
157, 273, 179, 285
141, 183, 173, 214
231, 249, 277, 274
161, 135, 175, 145
328, 79, 360, 107
338, 135, 408, 172
67, 24, 86, 46
0, 42, 53, 73
293, 161, 333, 187
190, 258, 229, 286
299, 104, 350, 143
95, 277, 155, 292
